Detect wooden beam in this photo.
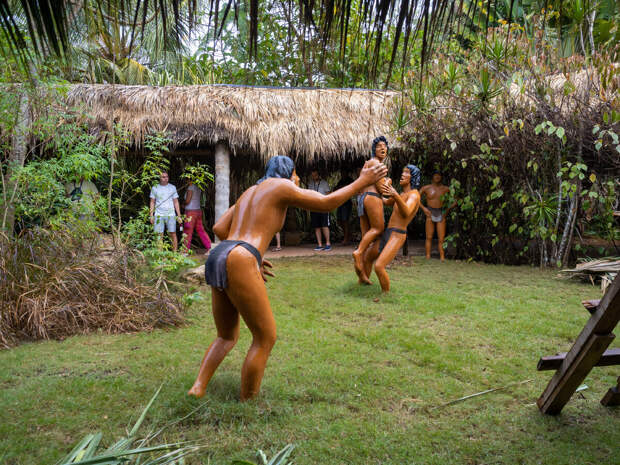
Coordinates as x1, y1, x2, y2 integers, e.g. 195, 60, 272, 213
600, 377, 620, 407
537, 348, 620, 371
537, 273, 620, 415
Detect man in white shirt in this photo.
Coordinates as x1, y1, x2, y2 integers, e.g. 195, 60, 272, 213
309, 169, 332, 251
149, 171, 182, 251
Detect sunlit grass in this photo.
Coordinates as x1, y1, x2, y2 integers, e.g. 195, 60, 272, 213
1, 256, 618, 464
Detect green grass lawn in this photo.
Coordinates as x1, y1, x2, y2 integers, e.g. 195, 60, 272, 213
1, 256, 618, 464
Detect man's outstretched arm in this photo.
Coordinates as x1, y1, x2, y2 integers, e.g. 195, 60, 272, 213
419, 186, 433, 216
287, 162, 387, 212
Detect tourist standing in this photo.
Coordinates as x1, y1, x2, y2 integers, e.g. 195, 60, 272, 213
183, 181, 212, 253
308, 169, 331, 251
149, 171, 182, 252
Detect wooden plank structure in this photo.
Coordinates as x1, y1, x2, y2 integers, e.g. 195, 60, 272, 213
537, 348, 620, 371
537, 273, 620, 414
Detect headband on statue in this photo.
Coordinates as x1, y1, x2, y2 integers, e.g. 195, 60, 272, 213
406, 164, 421, 190
257, 155, 295, 184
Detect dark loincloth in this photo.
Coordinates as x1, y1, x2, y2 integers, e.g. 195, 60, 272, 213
205, 240, 262, 289
428, 206, 445, 223
378, 227, 407, 253
357, 191, 383, 217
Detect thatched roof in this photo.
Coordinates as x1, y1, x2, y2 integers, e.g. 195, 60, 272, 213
67, 84, 400, 160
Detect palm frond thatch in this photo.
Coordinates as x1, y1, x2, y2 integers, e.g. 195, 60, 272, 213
66, 84, 400, 161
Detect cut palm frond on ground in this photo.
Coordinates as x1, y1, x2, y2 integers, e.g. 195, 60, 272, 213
58, 386, 205, 465
561, 258, 620, 292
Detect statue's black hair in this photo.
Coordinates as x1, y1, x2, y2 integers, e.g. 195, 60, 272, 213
257, 155, 295, 184
371, 136, 389, 158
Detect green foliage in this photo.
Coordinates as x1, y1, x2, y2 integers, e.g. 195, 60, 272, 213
140, 133, 173, 189
1, 86, 110, 229
143, 248, 198, 275
398, 21, 619, 266
123, 207, 159, 250
182, 291, 205, 307
180, 162, 215, 191
58, 386, 204, 464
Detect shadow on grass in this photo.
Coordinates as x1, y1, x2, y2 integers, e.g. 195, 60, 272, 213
340, 281, 380, 298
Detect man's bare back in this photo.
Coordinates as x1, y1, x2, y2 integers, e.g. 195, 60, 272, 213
223, 180, 289, 256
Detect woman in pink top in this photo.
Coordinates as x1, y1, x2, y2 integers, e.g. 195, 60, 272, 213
183, 181, 212, 253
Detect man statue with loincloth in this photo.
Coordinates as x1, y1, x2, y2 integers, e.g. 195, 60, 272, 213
362, 165, 421, 292
419, 171, 457, 261
353, 136, 392, 284
188, 155, 387, 401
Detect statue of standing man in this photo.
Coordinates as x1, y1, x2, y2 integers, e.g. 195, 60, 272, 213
419, 171, 457, 261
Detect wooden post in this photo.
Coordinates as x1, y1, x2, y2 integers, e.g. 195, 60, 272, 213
214, 141, 230, 225
537, 273, 620, 414
600, 376, 620, 407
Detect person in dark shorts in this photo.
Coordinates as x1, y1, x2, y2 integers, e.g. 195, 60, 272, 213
335, 173, 354, 245
308, 169, 331, 251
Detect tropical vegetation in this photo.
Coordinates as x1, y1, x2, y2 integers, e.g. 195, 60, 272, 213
0, 1, 618, 461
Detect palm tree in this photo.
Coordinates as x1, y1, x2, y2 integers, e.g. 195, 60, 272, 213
0, 0, 468, 87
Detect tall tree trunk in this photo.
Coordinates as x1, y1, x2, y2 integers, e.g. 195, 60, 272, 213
562, 180, 582, 267
2, 90, 30, 236
588, 9, 597, 54
107, 132, 117, 247
552, 150, 563, 261
214, 141, 230, 228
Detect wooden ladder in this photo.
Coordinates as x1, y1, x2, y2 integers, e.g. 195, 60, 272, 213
537, 273, 620, 414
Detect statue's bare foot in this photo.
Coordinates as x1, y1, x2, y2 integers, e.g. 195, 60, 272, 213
353, 250, 364, 278
359, 272, 372, 285
188, 383, 206, 398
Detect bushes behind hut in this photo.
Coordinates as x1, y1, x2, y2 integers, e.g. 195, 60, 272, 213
395, 23, 619, 266
0, 225, 185, 349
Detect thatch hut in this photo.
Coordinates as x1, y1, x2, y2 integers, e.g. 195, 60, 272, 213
66, 84, 400, 221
